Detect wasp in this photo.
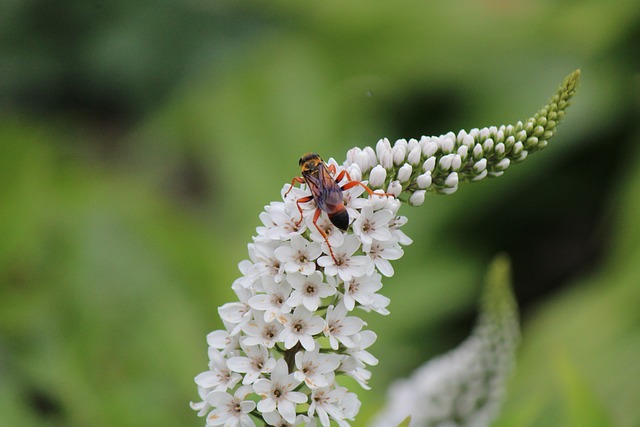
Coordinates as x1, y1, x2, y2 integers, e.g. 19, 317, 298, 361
284, 153, 392, 262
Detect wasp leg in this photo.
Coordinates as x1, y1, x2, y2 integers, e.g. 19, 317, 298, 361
312, 208, 338, 263
337, 173, 396, 198
284, 176, 306, 198
293, 195, 314, 226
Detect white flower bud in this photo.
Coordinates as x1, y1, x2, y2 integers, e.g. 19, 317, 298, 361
439, 186, 457, 195
394, 138, 408, 150
364, 146, 377, 167
422, 156, 436, 172
512, 141, 523, 156
417, 172, 432, 189
392, 144, 406, 166
439, 154, 454, 171
462, 134, 475, 148
516, 130, 527, 141
451, 154, 462, 171
505, 135, 516, 150
387, 180, 403, 197
496, 158, 511, 171
348, 164, 362, 182
346, 147, 361, 165
369, 165, 387, 188
440, 136, 455, 153
473, 144, 483, 159
480, 127, 490, 140
495, 143, 505, 156
380, 151, 393, 169
473, 158, 487, 174
483, 138, 494, 153
472, 169, 488, 181
526, 136, 538, 148
376, 138, 391, 159
421, 138, 438, 157
524, 120, 534, 133
397, 163, 412, 183
355, 151, 372, 173
407, 146, 422, 166
409, 190, 426, 206
444, 172, 458, 188
457, 145, 468, 159
407, 138, 419, 151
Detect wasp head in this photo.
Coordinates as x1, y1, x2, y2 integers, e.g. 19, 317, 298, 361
299, 152, 322, 174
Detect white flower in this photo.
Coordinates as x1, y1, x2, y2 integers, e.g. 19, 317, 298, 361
263, 412, 316, 427
317, 235, 372, 282
362, 240, 403, 277
249, 238, 286, 284
339, 358, 372, 390
206, 329, 239, 356
324, 303, 365, 350
262, 202, 307, 241
308, 386, 358, 427
254, 359, 308, 424
218, 283, 254, 335
241, 315, 283, 348
205, 386, 256, 427
287, 271, 336, 312
306, 214, 346, 249
226, 343, 276, 385
342, 273, 384, 312
274, 234, 322, 275
388, 215, 413, 246
248, 277, 292, 323
346, 330, 378, 367
294, 348, 342, 389
278, 306, 325, 351
351, 206, 393, 246
194, 348, 242, 392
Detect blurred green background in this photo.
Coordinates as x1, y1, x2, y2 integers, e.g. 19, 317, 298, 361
1, 1, 639, 426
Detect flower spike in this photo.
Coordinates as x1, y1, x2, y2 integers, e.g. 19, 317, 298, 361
192, 72, 579, 427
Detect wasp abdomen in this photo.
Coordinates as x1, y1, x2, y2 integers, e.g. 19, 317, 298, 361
328, 208, 349, 231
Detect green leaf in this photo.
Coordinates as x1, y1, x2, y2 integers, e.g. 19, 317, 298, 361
553, 348, 615, 427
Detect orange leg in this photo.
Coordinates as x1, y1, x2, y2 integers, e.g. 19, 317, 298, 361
284, 176, 306, 198
293, 195, 313, 226
334, 169, 395, 198
312, 208, 338, 263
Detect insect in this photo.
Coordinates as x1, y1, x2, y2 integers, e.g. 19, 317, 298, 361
284, 153, 392, 262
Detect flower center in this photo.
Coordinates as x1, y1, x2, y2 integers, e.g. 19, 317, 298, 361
305, 284, 317, 296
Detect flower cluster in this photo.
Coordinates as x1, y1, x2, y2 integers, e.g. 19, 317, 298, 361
372, 256, 520, 427
192, 70, 580, 427
191, 158, 412, 427
346, 69, 581, 204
